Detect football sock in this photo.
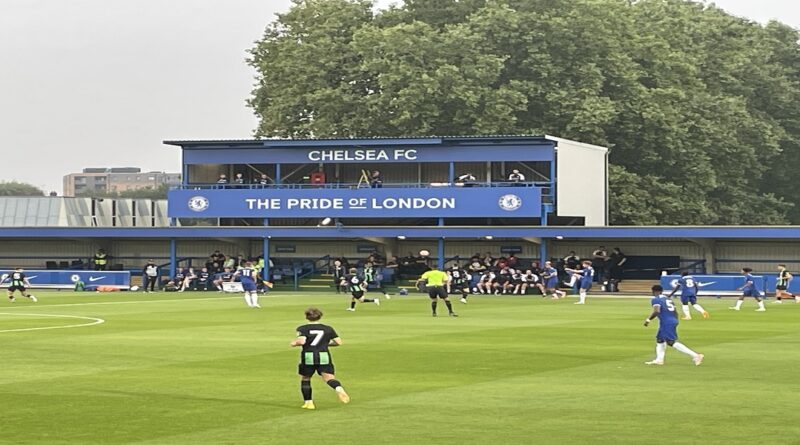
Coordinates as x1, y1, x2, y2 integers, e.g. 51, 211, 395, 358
250, 293, 259, 306
656, 342, 667, 362
326, 379, 343, 390
431, 301, 438, 314
692, 304, 706, 313
350, 301, 356, 309
445, 300, 454, 313
461, 292, 468, 299
244, 294, 253, 307
301, 380, 312, 401
363, 299, 374, 303
579, 291, 587, 304
757, 300, 765, 310
681, 305, 691, 317
734, 300, 743, 309
672, 342, 698, 358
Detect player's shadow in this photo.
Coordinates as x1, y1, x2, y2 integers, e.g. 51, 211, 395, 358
95, 389, 295, 410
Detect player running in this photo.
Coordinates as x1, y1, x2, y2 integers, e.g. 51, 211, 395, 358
342, 268, 380, 312
233, 261, 260, 308
290, 307, 350, 410
644, 285, 704, 366
668, 271, 709, 320
448, 264, 471, 304
731, 268, 766, 312
364, 261, 391, 300
418, 265, 458, 317
774, 264, 798, 304
2, 268, 37, 303
542, 261, 565, 300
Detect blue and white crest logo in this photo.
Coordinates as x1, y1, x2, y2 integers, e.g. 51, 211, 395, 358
188, 196, 210, 212
498, 194, 522, 211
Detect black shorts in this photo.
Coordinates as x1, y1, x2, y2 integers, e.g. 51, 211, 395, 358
7, 285, 26, 293
777, 285, 788, 291
428, 285, 447, 299
351, 291, 364, 299
298, 363, 335, 377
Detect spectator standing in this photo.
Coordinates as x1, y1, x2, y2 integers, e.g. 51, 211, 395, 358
608, 248, 627, 282
563, 251, 580, 270
217, 175, 228, 186
94, 249, 108, 271
332, 259, 346, 293
592, 246, 609, 282
142, 259, 158, 293
508, 169, 526, 183
370, 170, 383, 188
507, 253, 519, 269
255, 174, 270, 187
233, 173, 245, 188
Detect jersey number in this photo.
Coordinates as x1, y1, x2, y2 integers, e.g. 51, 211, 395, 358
684, 278, 695, 287
664, 299, 676, 312
309, 330, 325, 346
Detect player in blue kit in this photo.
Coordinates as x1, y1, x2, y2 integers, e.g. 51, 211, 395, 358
668, 271, 709, 320
644, 285, 704, 366
731, 268, 766, 312
234, 261, 260, 308
572, 260, 594, 305
542, 261, 565, 300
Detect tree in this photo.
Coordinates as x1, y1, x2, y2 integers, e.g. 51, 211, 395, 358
248, 0, 800, 225
0, 181, 45, 197
76, 184, 169, 200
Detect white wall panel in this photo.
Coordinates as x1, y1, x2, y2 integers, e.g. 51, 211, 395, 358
552, 137, 607, 226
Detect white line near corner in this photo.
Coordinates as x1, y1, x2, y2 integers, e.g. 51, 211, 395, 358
0, 312, 105, 333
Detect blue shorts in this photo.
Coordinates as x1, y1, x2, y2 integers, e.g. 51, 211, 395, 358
680, 294, 697, 305
242, 280, 257, 292
743, 289, 758, 297
545, 278, 558, 289
580, 280, 593, 291
656, 323, 678, 342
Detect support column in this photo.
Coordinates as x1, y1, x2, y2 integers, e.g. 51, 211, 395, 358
169, 238, 177, 279
438, 238, 445, 269
448, 162, 455, 183
275, 164, 282, 185
263, 237, 270, 276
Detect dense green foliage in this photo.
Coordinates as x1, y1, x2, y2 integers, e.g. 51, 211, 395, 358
77, 184, 169, 200
0, 181, 45, 197
248, 0, 800, 225
3, 291, 800, 443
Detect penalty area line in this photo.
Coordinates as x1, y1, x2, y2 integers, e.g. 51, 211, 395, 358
0, 312, 105, 333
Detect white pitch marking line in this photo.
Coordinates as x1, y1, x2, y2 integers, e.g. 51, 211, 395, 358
0, 296, 243, 309
0, 312, 106, 333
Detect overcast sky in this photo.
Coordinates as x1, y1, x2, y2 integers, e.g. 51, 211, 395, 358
1, 0, 797, 194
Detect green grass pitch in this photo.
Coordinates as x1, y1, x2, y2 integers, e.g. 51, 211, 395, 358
1, 290, 799, 444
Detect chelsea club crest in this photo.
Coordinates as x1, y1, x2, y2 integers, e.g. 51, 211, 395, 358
188, 196, 210, 212
498, 194, 522, 211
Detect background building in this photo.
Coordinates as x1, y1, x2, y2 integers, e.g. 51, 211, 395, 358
62, 168, 181, 197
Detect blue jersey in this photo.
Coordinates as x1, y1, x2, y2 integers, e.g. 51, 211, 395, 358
580, 266, 594, 282
650, 295, 679, 326
742, 273, 758, 292
679, 275, 697, 296
239, 267, 257, 283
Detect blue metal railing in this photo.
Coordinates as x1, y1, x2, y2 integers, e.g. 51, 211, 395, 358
172, 181, 550, 190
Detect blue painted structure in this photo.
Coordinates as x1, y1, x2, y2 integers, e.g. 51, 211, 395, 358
0, 270, 131, 289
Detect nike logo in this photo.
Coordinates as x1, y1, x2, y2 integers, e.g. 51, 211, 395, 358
27, 275, 38, 280
89, 276, 106, 282
696, 281, 716, 287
